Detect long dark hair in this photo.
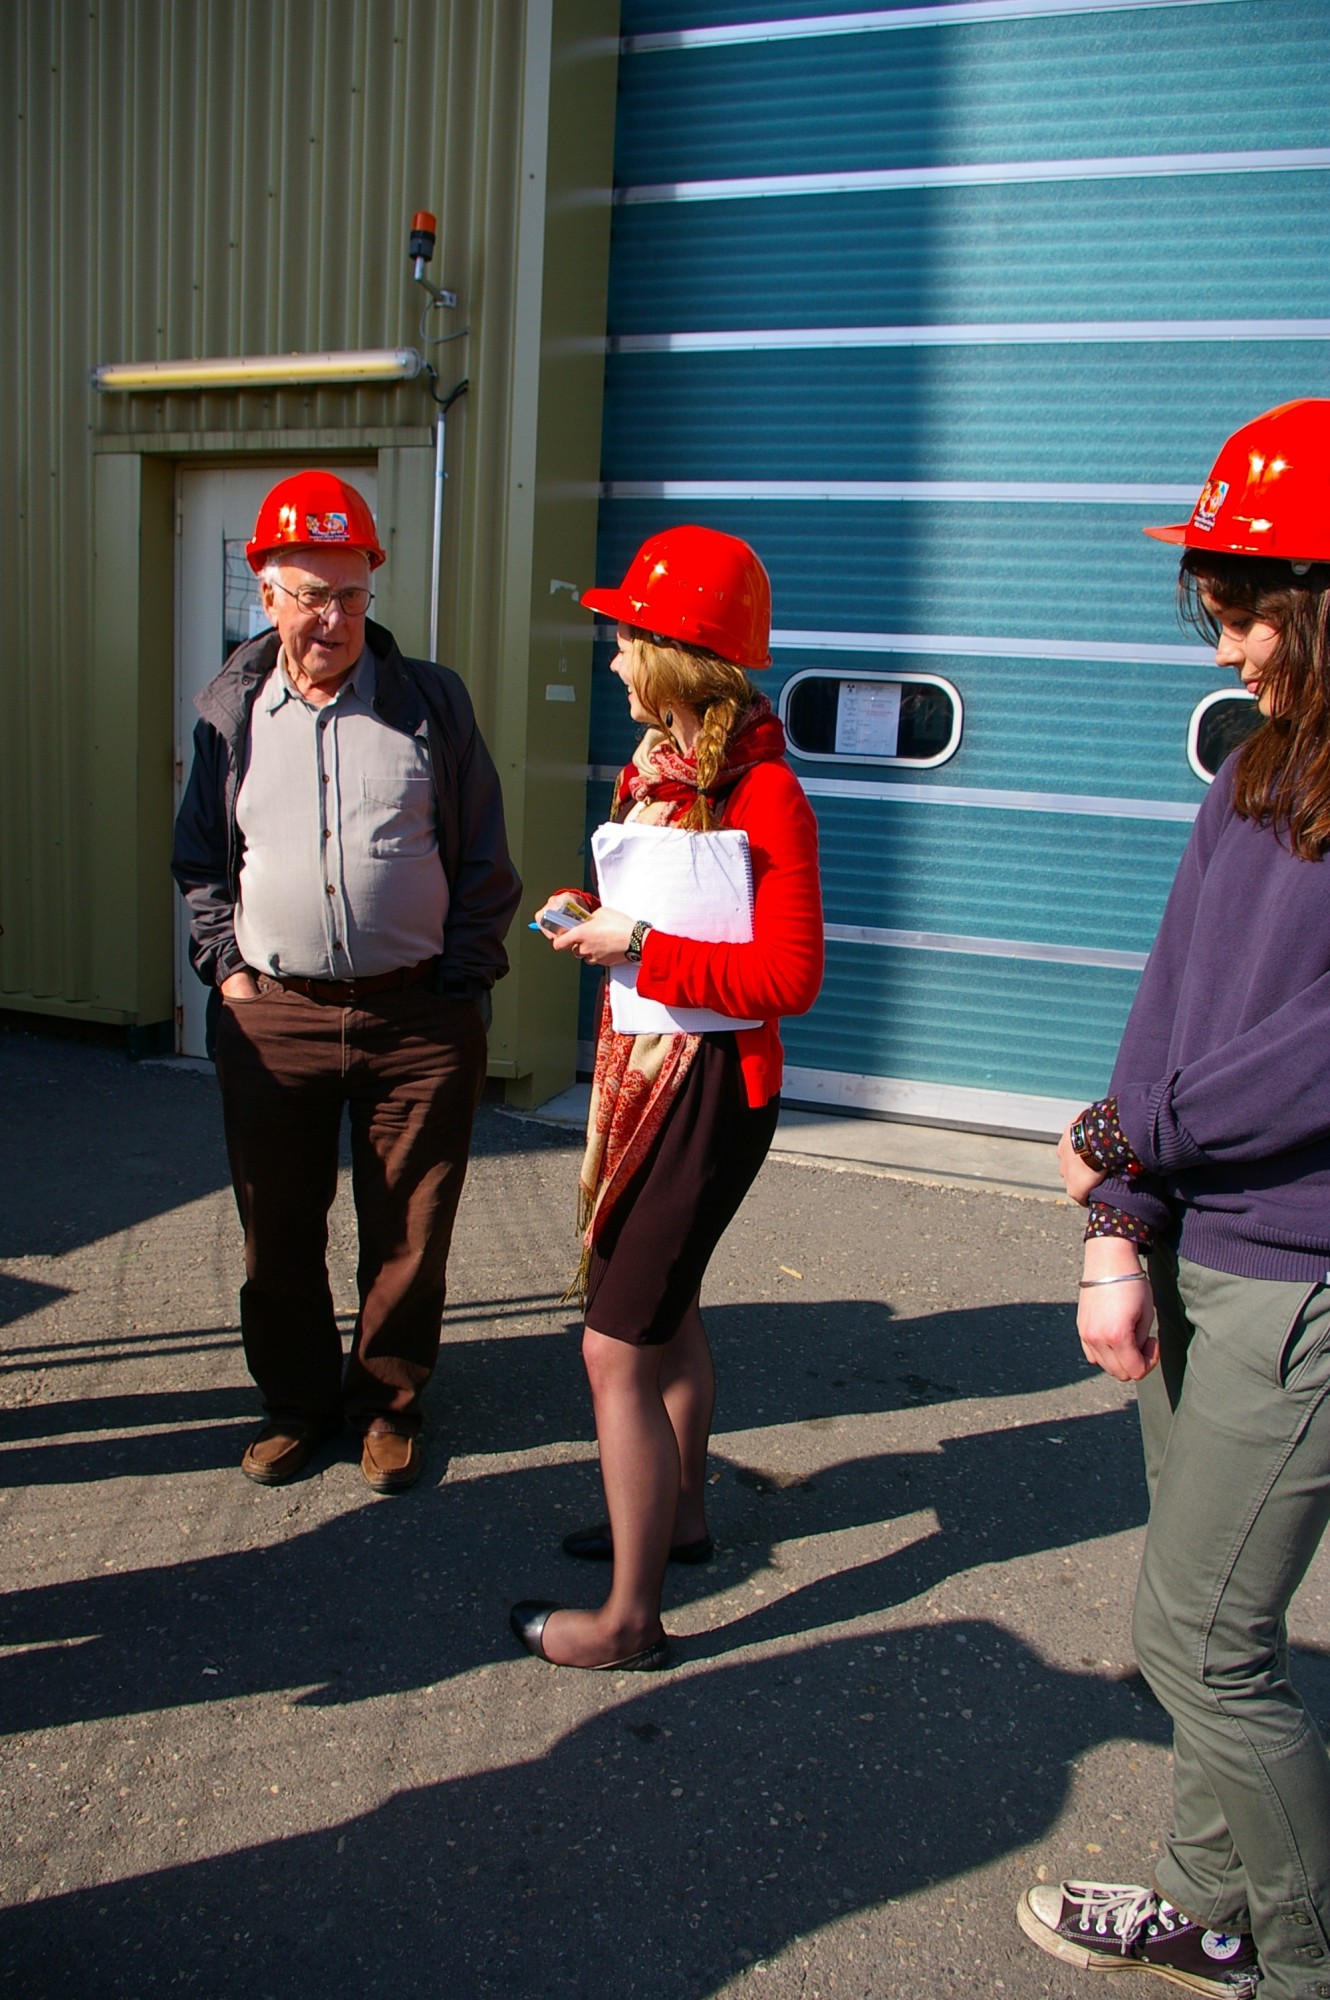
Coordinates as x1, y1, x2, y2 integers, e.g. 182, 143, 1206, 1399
1179, 549, 1330, 859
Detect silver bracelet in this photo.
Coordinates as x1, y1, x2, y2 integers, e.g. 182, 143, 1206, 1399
1078, 1271, 1149, 1289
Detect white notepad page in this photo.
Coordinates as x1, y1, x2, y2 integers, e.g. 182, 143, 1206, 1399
590, 821, 762, 1034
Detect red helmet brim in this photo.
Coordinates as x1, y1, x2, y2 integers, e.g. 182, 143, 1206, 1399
580, 585, 636, 622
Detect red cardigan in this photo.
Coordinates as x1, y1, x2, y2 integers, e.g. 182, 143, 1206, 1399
627, 759, 824, 1108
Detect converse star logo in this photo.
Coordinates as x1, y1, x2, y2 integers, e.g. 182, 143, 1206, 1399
1202, 1931, 1243, 1960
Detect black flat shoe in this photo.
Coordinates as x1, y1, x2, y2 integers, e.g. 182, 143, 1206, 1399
508, 1600, 672, 1672
560, 1523, 714, 1566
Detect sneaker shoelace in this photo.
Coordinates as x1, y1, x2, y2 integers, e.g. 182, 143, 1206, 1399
1062, 1882, 1161, 1954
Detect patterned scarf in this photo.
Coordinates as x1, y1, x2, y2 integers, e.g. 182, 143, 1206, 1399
565, 697, 787, 1304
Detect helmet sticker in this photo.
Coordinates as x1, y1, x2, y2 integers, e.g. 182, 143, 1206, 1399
1193, 479, 1229, 532
304, 511, 350, 542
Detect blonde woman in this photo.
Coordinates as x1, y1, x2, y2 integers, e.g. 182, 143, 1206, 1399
512, 526, 823, 1671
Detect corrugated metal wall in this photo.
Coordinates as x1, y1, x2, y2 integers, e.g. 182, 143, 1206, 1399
586, 0, 1330, 1129
1, 0, 613, 1035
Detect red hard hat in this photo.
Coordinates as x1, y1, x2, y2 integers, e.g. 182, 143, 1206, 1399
582, 525, 772, 669
1145, 399, 1330, 565
246, 469, 386, 572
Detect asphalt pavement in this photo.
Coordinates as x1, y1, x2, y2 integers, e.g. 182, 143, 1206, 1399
1, 1023, 1327, 2000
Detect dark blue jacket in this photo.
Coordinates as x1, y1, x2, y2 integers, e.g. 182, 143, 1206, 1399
171, 619, 521, 1002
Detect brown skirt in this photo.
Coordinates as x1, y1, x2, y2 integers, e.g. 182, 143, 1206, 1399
584, 1033, 780, 1346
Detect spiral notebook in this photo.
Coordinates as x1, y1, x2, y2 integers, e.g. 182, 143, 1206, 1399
590, 822, 761, 1035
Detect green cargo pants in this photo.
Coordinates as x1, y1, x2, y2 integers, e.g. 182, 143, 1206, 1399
1136, 1251, 1330, 2000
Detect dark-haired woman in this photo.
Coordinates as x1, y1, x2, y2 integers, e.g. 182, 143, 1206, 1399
511, 525, 823, 1672
1019, 401, 1330, 2000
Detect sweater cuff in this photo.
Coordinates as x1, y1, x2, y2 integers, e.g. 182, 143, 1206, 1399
1116, 1078, 1206, 1174
634, 926, 672, 997
214, 940, 248, 986
1084, 1200, 1154, 1250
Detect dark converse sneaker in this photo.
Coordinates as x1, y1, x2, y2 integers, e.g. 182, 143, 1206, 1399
1018, 1881, 1259, 1998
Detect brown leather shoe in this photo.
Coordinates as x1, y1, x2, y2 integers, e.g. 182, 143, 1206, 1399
360, 1426, 422, 1494
240, 1423, 334, 1486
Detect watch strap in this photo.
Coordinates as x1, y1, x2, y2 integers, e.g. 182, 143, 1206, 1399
1069, 1117, 1099, 1169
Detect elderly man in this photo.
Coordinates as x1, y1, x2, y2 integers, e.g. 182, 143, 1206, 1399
173, 469, 520, 1492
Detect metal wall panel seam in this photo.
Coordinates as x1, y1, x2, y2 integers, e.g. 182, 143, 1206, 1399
620, 148, 1330, 204
802, 778, 1198, 819
823, 923, 1149, 969
767, 630, 1211, 664
624, 0, 1248, 53
586, 765, 1200, 820
38, 1, 64, 991
613, 319, 1330, 351
604, 479, 1198, 501
23, 0, 46, 980
45, 1, 80, 991
2, 6, 28, 988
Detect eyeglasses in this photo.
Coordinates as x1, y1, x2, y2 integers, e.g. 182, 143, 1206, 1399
267, 580, 373, 617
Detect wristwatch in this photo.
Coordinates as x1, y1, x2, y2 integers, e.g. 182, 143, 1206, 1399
624, 919, 652, 964
1069, 1115, 1100, 1170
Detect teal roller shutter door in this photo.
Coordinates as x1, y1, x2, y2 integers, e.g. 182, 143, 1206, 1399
586, 0, 1330, 1132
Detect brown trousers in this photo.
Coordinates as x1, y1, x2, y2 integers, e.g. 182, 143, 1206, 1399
213, 984, 488, 1434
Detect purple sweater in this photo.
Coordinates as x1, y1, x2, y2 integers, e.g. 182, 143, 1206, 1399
1098, 755, 1330, 1283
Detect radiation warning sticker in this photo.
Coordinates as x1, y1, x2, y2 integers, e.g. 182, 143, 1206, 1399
1201, 1931, 1243, 1961
304, 511, 350, 542
1192, 480, 1229, 532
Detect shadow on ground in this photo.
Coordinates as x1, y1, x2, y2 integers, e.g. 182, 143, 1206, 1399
0, 1032, 577, 1263
0, 1386, 1148, 1735
438, 1292, 1096, 1459
0, 1037, 229, 1260
0, 1619, 1173, 2000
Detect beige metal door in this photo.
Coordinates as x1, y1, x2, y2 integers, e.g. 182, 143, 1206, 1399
173, 463, 377, 1056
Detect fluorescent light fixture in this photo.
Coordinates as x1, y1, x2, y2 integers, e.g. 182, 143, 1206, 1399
90, 348, 423, 392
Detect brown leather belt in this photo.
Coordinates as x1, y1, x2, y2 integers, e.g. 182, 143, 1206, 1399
257, 957, 440, 1005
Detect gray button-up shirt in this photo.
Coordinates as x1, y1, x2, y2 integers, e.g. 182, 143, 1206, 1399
233, 649, 450, 979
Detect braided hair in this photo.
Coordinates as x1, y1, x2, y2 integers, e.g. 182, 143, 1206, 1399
626, 629, 758, 830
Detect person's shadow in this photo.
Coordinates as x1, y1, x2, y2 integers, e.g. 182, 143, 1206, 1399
0, 1391, 1145, 1735
0, 1289, 1140, 1735
0, 1619, 1181, 1999
674, 1403, 1149, 1658
429, 1292, 1101, 1464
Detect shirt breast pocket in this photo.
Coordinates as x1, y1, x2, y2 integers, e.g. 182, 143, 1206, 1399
362, 775, 437, 859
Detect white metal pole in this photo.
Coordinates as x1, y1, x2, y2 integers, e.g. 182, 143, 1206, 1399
429, 408, 446, 661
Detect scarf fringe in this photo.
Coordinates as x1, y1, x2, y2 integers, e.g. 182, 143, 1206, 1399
560, 1180, 597, 1306
561, 1238, 592, 1309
